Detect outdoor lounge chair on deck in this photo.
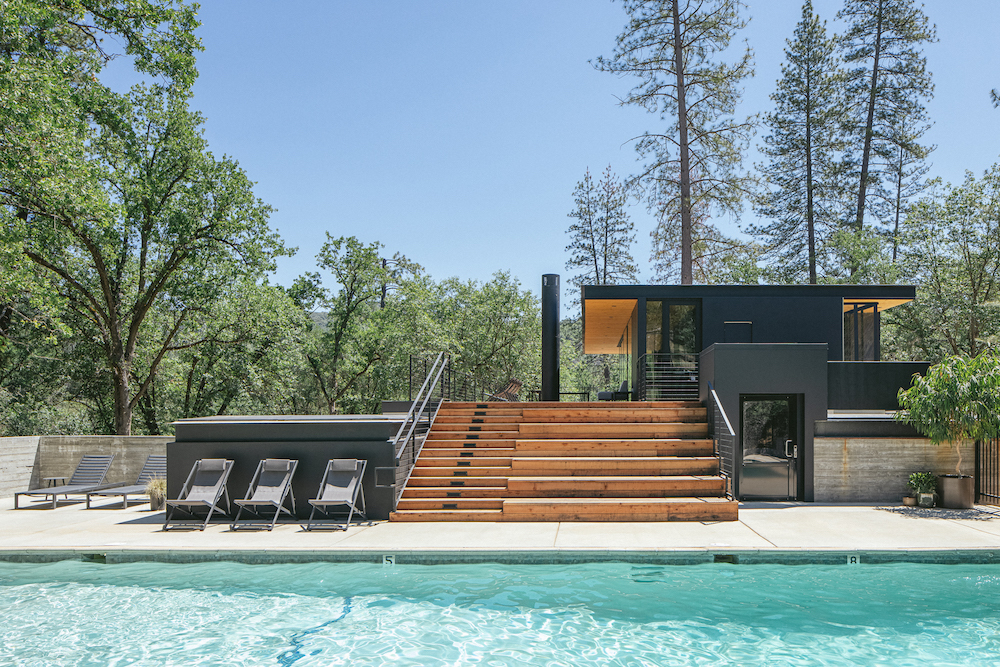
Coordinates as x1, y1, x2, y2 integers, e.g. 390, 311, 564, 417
487, 378, 522, 402
597, 380, 630, 401
231, 458, 298, 531
14, 454, 116, 509
163, 458, 233, 531
304, 459, 371, 531
85, 454, 167, 509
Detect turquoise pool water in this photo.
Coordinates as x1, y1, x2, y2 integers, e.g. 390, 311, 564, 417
2, 560, 999, 666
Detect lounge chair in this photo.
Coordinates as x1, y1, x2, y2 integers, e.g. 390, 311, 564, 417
163, 458, 233, 531
231, 458, 298, 531
85, 454, 167, 509
304, 459, 371, 531
597, 380, 630, 401
14, 454, 116, 509
487, 378, 522, 402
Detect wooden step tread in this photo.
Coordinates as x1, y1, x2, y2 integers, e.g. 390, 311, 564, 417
443, 401, 702, 409
390, 509, 504, 521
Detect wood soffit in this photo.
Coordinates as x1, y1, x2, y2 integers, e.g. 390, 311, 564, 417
583, 299, 637, 354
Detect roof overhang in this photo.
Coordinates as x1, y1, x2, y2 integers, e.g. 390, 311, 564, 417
583, 298, 637, 354
842, 298, 913, 312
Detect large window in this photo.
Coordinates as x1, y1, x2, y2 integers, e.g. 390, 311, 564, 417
844, 303, 878, 361
646, 301, 699, 356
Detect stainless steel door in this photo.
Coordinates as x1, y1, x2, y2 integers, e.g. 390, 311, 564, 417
739, 396, 798, 499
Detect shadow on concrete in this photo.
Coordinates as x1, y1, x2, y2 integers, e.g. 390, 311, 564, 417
117, 512, 170, 525
875, 506, 998, 521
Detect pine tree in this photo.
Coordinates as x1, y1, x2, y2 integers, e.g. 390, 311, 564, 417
565, 166, 638, 294
595, 0, 756, 285
752, 1, 844, 284
838, 0, 935, 233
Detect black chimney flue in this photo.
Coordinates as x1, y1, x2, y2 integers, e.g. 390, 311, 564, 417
541, 274, 560, 401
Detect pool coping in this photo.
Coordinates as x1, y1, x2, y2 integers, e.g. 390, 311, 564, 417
3, 547, 1000, 566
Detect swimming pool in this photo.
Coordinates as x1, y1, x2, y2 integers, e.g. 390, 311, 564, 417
2, 560, 999, 665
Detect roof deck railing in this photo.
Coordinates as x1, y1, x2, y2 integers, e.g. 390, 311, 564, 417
637, 353, 700, 402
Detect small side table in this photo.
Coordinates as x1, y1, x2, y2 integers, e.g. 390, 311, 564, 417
43, 477, 67, 487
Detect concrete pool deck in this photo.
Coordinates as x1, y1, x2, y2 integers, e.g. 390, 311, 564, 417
3, 496, 1000, 564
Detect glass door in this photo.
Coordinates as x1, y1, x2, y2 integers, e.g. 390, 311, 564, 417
739, 395, 800, 500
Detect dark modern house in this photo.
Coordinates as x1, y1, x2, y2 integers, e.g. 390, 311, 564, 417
580, 284, 932, 502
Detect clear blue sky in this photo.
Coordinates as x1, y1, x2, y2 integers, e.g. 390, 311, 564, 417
166, 1, 999, 294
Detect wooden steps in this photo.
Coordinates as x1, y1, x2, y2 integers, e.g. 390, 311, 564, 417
390, 400, 736, 522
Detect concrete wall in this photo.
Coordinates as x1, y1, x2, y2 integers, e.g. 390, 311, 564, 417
0, 436, 172, 497
0, 437, 41, 498
814, 436, 974, 502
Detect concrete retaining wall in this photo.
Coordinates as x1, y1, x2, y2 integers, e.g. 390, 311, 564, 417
0, 436, 172, 497
0, 437, 41, 498
814, 436, 974, 502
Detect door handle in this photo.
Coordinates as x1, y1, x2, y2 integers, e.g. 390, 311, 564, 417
784, 440, 797, 458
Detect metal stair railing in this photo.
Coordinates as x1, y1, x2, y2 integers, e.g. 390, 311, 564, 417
393, 352, 449, 506
637, 353, 700, 401
707, 381, 736, 499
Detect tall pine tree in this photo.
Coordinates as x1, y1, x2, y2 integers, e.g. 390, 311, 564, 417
596, 0, 756, 285
753, 1, 844, 284
565, 166, 638, 294
838, 0, 935, 233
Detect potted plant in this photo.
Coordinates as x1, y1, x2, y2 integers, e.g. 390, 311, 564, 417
146, 477, 167, 511
907, 472, 937, 508
898, 353, 1000, 509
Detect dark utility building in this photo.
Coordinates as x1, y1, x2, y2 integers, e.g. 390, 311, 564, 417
580, 284, 928, 502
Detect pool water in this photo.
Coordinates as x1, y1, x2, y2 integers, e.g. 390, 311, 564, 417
2, 560, 1000, 666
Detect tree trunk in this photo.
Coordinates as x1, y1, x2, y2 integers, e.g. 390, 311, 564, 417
805, 59, 817, 285
112, 358, 133, 435
854, 0, 884, 233
672, 0, 693, 285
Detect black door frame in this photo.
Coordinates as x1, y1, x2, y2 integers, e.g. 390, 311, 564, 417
738, 393, 804, 501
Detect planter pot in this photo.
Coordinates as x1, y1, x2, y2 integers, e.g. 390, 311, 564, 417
149, 496, 165, 511
902, 496, 917, 507
917, 492, 935, 508
938, 474, 974, 509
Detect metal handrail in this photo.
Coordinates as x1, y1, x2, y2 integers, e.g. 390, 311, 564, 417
707, 381, 735, 499
392, 352, 450, 503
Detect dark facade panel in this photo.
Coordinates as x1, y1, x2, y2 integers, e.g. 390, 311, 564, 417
702, 296, 844, 360
827, 361, 930, 411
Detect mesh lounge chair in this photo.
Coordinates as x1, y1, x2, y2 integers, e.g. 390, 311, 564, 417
163, 458, 233, 531
597, 380, 630, 401
231, 458, 298, 531
85, 454, 167, 509
305, 459, 371, 531
487, 378, 522, 402
14, 454, 116, 509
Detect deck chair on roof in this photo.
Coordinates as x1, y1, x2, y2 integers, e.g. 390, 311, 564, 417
163, 458, 233, 531
597, 380, 630, 401
231, 458, 298, 531
86, 454, 167, 509
304, 459, 371, 531
487, 378, 522, 402
14, 454, 116, 509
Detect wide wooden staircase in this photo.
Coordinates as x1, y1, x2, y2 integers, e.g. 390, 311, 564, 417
390, 401, 737, 522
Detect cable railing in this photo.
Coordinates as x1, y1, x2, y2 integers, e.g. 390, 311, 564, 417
392, 352, 449, 504
977, 438, 1000, 505
707, 381, 736, 499
637, 353, 700, 402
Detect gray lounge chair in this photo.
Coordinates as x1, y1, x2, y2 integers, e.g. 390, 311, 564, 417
231, 458, 298, 531
304, 459, 371, 531
14, 454, 116, 509
597, 380, 630, 401
163, 458, 233, 530
85, 454, 167, 509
